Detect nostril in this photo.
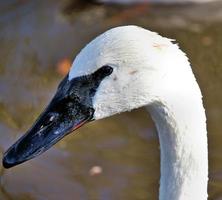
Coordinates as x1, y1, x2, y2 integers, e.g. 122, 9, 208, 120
41, 112, 58, 128
49, 115, 55, 122
48, 112, 58, 122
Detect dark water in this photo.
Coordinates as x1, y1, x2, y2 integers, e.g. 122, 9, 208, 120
0, 0, 222, 199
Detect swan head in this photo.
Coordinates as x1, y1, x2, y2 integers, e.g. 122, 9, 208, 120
3, 25, 188, 168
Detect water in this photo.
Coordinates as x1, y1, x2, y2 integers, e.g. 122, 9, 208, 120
0, 0, 222, 199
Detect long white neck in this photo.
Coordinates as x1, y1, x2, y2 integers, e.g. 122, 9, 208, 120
147, 85, 208, 200
72, 25, 209, 199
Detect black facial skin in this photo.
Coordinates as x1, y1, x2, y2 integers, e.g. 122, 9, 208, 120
2, 65, 113, 168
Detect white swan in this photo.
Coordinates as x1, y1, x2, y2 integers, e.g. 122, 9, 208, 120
3, 25, 208, 200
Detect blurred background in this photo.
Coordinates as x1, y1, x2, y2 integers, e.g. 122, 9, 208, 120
0, 0, 222, 199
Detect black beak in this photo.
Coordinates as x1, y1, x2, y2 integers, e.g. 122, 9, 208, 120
2, 66, 113, 168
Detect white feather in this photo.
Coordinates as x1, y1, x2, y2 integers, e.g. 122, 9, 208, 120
69, 25, 208, 200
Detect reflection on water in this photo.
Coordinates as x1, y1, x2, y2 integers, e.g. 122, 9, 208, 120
0, 0, 222, 199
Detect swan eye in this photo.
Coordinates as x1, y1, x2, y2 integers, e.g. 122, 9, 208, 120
100, 65, 113, 75
95, 65, 113, 78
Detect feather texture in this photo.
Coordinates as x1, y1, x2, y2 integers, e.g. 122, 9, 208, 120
69, 26, 208, 200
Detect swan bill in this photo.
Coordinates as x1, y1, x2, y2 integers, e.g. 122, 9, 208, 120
2, 66, 113, 168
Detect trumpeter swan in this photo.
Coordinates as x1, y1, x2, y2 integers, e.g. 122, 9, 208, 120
3, 26, 208, 200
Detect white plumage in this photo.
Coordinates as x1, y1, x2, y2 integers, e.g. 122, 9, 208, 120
69, 26, 208, 200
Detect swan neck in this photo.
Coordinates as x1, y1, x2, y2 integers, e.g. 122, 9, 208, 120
148, 95, 208, 200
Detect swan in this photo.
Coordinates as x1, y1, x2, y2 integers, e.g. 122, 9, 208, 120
2, 25, 208, 200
